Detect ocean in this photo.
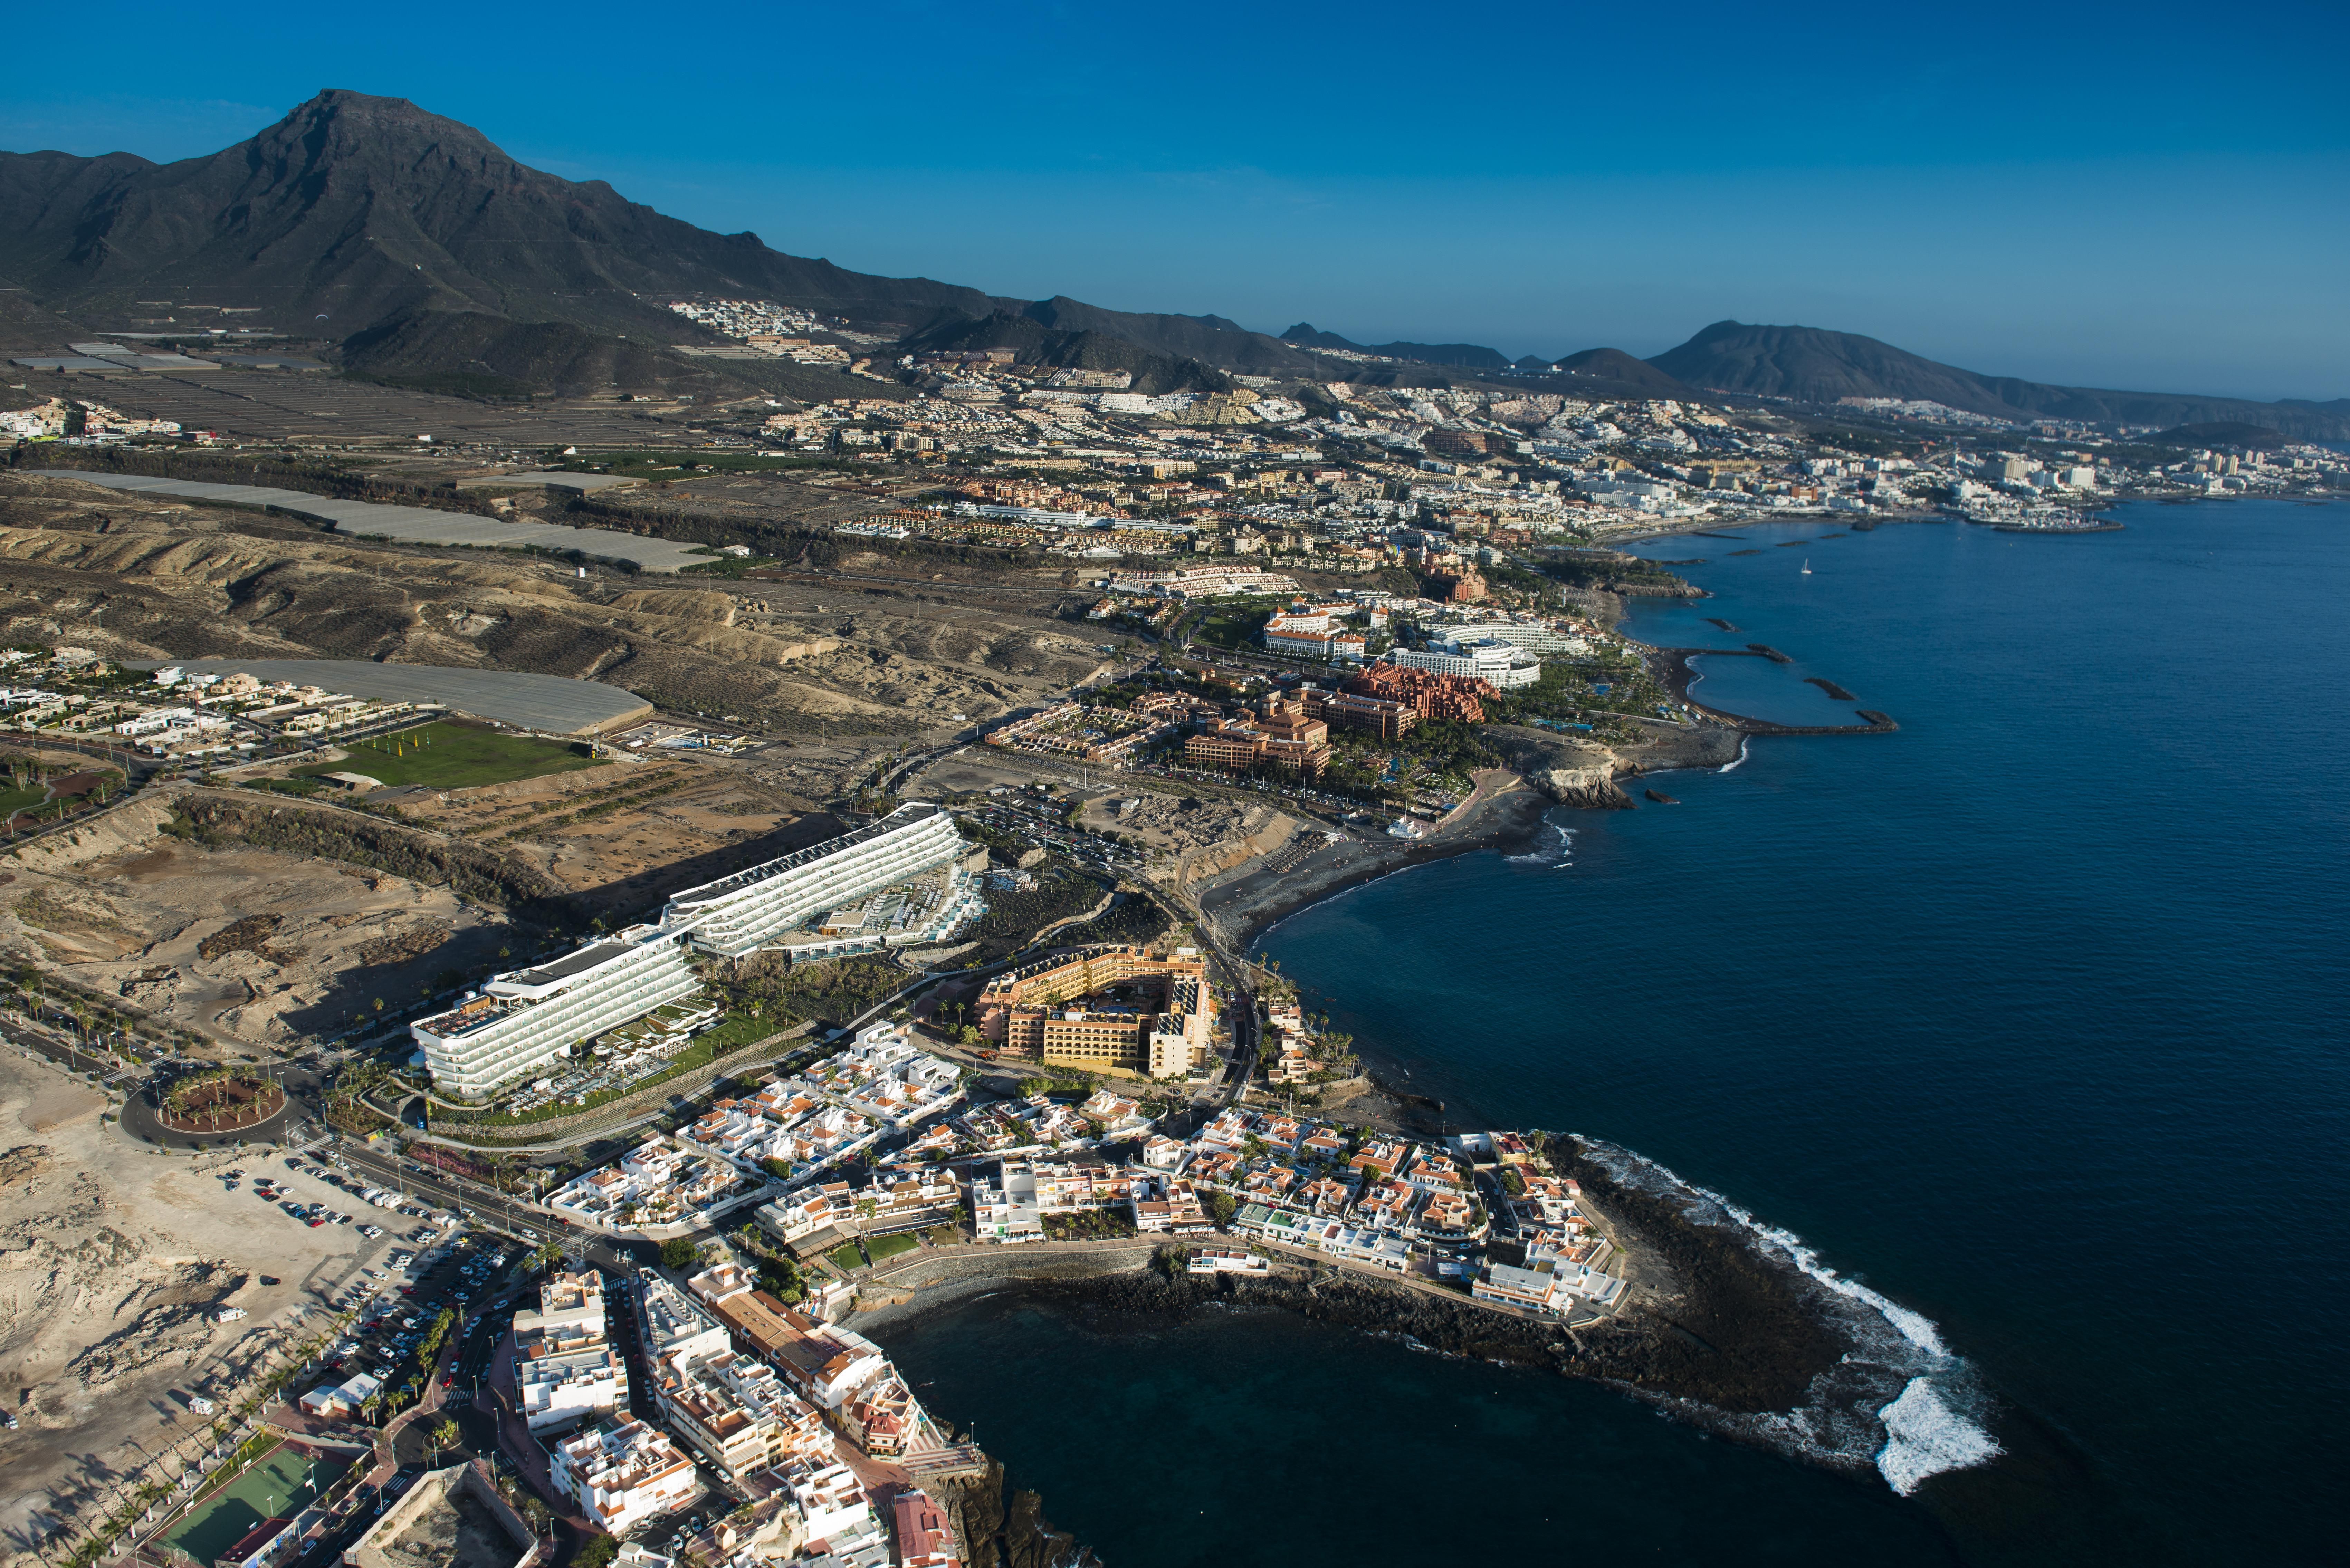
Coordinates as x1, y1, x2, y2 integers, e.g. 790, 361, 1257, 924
875, 498, 2347, 1565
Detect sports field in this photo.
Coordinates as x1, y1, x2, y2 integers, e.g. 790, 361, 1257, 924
294, 720, 602, 790
162, 1443, 356, 1565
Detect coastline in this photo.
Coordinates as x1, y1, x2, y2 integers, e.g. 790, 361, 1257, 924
848, 1133, 1989, 1494
1194, 718, 1745, 956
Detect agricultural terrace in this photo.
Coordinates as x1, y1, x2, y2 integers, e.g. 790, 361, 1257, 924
294, 721, 601, 791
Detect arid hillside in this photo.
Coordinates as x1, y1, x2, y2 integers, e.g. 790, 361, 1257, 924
0, 472, 1105, 734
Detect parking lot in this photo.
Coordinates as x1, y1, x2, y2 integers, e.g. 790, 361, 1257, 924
319, 1225, 525, 1401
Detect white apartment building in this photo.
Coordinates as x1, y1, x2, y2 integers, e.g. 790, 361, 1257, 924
515, 1270, 608, 1353
409, 925, 700, 1097
550, 1420, 697, 1534
971, 1162, 1044, 1243
1389, 638, 1542, 688
514, 1270, 627, 1434
634, 1269, 732, 1372
519, 1345, 628, 1435
782, 1462, 885, 1561
660, 803, 968, 959
655, 1348, 829, 1481
1439, 620, 1591, 655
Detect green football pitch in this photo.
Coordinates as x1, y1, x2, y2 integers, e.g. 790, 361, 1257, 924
294, 719, 601, 790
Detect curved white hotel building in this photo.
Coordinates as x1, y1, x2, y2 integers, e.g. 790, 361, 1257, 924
411, 804, 976, 1096
661, 802, 969, 959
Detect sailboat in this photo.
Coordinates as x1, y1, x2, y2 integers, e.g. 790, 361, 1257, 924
1800, 558, 1812, 575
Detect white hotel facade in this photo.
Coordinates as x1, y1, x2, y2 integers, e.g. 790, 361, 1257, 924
409, 926, 701, 1098
410, 804, 977, 1098
660, 802, 969, 959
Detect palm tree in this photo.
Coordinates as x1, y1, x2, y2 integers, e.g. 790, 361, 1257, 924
428, 1418, 459, 1461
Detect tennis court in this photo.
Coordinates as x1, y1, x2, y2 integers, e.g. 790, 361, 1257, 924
162, 1443, 357, 1566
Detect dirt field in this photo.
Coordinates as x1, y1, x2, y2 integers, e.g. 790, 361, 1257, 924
0, 1051, 380, 1557
0, 796, 509, 1054
361, 751, 863, 919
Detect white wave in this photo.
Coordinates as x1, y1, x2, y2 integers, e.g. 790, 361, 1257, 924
1579, 1139, 1948, 1357
1718, 737, 1751, 772
1730, 1213, 1948, 1358
1504, 821, 1578, 866
1876, 1377, 2002, 1495
1571, 1138, 2002, 1492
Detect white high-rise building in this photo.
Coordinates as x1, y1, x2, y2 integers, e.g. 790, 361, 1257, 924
1390, 639, 1542, 689
409, 925, 700, 1098
661, 802, 970, 959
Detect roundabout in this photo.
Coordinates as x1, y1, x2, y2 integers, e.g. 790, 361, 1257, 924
124, 1069, 295, 1149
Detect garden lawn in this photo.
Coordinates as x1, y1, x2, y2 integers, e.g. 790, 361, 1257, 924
295, 721, 601, 790
866, 1231, 920, 1262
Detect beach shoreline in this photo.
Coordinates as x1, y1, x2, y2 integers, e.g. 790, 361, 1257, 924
1194, 719, 1745, 955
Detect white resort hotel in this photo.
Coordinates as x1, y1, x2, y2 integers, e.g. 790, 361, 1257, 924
663, 800, 974, 960
410, 803, 982, 1098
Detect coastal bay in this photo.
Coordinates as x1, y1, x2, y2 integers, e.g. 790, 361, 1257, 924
857, 499, 2346, 1566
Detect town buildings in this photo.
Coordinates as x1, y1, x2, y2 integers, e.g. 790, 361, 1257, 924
513, 1270, 628, 1434
1344, 662, 1495, 723
546, 1135, 747, 1230
550, 1420, 698, 1534
1181, 695, 1332, 780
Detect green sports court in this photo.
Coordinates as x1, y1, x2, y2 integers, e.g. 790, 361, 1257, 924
161, 1443, 357, 1566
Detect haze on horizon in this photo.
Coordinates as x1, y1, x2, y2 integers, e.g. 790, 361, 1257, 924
5, 0, 2343, 403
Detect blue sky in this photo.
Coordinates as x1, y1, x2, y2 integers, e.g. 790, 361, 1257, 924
6, 1, 2346, 399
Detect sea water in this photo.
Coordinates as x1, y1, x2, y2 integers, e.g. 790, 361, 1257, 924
876, 499, 2347, 1565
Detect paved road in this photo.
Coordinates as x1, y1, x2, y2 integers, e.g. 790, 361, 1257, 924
331, 1142, 573, 1247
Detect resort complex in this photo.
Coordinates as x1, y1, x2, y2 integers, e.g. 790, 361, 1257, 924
409, 927, 704, 1099
411, 804, 982, 1097
976, 944, 1216, 1078
660, 803, 977, 960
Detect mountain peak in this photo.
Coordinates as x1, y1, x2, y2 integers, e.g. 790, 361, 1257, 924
247, 88, 517, 175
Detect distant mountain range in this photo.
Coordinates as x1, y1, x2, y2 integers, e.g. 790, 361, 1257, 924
0, 90, 2341, 437
1279, 324, 1513, 371
1647, 321, 2350, 439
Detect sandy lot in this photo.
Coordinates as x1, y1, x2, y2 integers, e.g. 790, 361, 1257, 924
390, 754, 829, 914
0, 803, 508, 1055
0, 1051, 383, 1557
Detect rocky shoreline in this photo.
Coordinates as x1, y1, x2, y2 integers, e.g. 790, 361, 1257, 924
857, 1134, 1909, 1480
1053, 1136, 1850, 1415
